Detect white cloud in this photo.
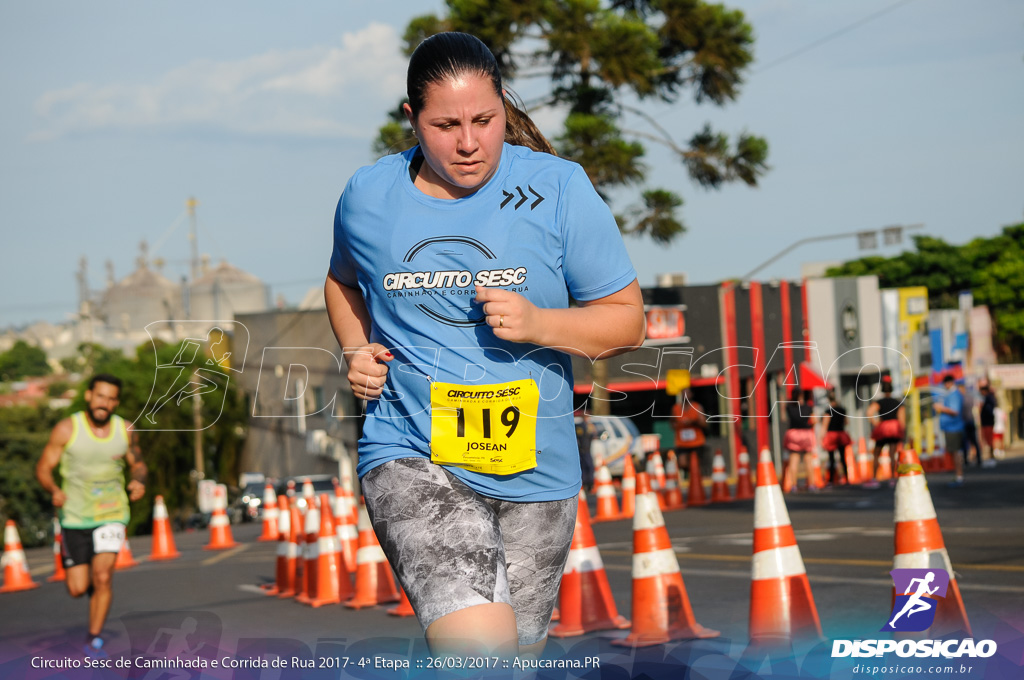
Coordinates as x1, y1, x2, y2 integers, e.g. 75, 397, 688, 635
31, 23, 406, 141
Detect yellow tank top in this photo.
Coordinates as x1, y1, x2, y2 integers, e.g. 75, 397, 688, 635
59, 412, 130, 528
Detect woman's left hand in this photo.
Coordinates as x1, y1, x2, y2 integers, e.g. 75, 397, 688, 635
475, 285, 540, 344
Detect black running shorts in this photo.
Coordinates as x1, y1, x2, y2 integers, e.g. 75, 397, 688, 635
61, 524, 123, 568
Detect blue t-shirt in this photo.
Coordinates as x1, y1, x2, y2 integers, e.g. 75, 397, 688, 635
938, 388, 964, 433
330, 144, 637, 501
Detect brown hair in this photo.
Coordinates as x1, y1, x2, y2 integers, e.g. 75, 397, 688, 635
408, 32, 555, 155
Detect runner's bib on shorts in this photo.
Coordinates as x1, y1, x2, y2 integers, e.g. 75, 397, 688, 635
93, 523, 126, 553
430, 379, 539, 475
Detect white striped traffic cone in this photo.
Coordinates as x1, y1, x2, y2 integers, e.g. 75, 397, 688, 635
257, 483, 279, 542
591, 464, 621, 523
550, 491, 630, 637
749, 449, 822, 646
710, 450, 732, 503
662, 451, 685, 510
613, 473, 718, 647
149, 495, 180, 560
204, 484, 238, 550
345, 500, 399, 609
48, 517, 66, 582
1, 520, 40, 592
893, 448, 970, 636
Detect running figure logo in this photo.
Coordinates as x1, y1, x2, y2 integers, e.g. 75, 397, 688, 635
881, 568, 950, 632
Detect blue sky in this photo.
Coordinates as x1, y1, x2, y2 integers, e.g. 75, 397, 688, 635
2, 0, 1022, 328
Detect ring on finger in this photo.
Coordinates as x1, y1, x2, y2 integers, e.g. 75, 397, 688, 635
499, 314, 504, 328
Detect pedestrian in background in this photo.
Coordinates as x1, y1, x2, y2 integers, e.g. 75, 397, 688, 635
978, 379, 999, 467
866, 375, 905, 487
575, 409, 596, 494
820, 389, 850, 486
960, 380, 981, 467
671, 388, 707, 477
934, 374, 966, 488
782, 388, 817, 492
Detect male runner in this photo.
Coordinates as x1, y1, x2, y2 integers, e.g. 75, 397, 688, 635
36, 374, 147, 656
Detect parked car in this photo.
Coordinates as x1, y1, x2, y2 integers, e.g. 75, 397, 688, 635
277, 474, 337, 512
575, 415, 650, 477
233, 480, 272, 523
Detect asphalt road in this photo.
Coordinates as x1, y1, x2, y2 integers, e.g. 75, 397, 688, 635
2, 456, 1022, 680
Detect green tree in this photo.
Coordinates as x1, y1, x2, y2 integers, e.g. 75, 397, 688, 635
59, 342, 125, 376
827, 223, 1024, 359
377, 0, 769, 245
2, 338, 249, 543
0, 340, 52, 381
0, 405, 62, 547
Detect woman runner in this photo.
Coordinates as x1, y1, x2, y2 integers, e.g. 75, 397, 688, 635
324, 32, 644, 658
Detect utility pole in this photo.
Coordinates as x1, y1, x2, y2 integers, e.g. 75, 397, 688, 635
187, 197, 200, 282
186, 196, 205, 500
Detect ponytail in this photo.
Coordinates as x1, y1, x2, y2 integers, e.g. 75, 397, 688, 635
503, 90, 556, 156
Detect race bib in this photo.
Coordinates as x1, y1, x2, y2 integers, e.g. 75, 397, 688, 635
430, 379, 539, 475
92, 523, 126, 553
680, 428, 698, 442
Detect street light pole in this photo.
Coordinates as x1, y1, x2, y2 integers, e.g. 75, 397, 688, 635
741, 223, 923, 282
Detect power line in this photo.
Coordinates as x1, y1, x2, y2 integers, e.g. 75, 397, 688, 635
754, 0, 919, 74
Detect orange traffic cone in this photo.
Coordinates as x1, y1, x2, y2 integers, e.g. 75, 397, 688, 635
205, 485, 241, 548
749, 449, 823, 646
662, 451, 685, 510
591, 464, 621, 523
309, 494, 346, 608
339, 456, 358, 516
149, 495, 180, 561
844, 444, 860, 485
807, 450, 824, 491
613, 473, 718, 647
264, 496, 290, 595
710, 450, 732, 503
920, 448, 937, 473
876, 445, 893, 482
619, 454, 637, 520
388, 588, 416, 617
735, 448, 755, 500
258, 484, 280, 542
333, 486, 359, 574
114, 538, 138, 570
650, 453, 667, 509
857, 438, 873, 482
204, 484, 238, 550
893, 449, 971, 636
0, 520, 40, 593
687, 450, 709, 506
48, 517, 66, 582
550, 491, 630, 637
301, 477, 315, 507
277, 505, 303, 599
345, 501, 399, 609
295, 501, 321, 605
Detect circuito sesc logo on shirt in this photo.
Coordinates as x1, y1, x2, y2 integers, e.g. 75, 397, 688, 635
382, 236, 530, 327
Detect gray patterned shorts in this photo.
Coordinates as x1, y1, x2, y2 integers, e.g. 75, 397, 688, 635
361, 457, 577, 645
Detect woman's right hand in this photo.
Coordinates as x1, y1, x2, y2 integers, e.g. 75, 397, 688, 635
346, 343, 393, 400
